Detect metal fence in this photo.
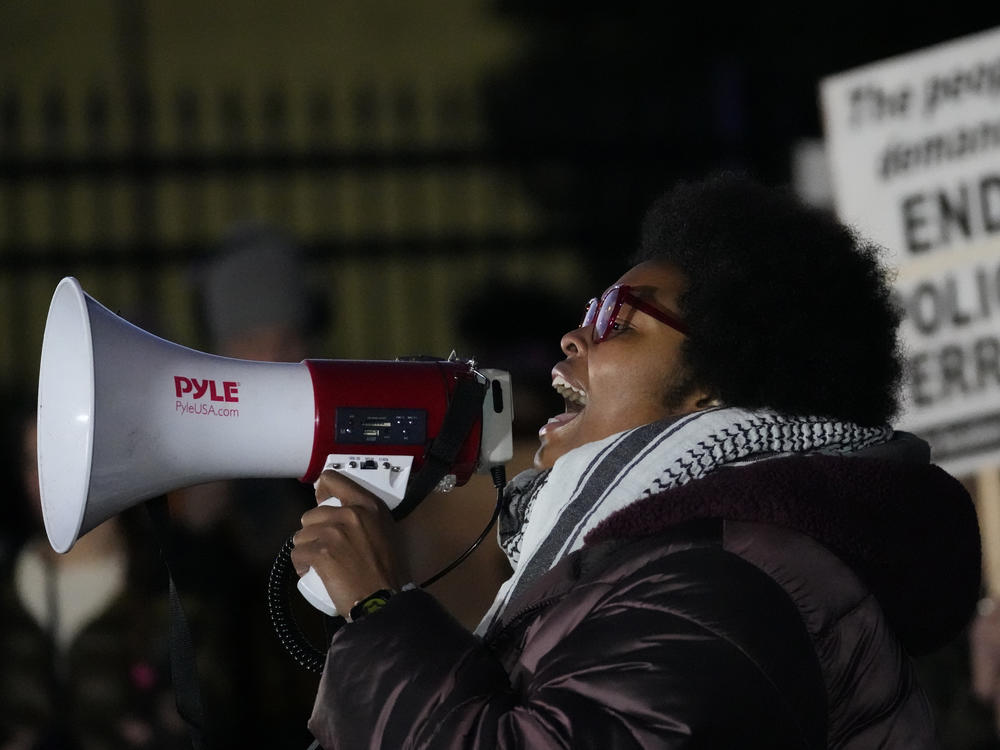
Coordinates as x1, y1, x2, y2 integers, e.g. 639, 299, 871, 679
0, 80, 588, 391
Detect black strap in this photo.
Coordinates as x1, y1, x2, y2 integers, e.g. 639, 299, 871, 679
146, 496, 206, 750
391, 376, 487, 520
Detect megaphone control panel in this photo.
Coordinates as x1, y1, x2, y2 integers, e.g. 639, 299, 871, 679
336, 408, 426, 445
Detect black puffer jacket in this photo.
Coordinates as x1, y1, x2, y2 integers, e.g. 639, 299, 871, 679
308, 439, 981, 749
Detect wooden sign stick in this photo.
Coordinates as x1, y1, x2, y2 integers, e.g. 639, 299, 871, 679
977, 467, 1000, 599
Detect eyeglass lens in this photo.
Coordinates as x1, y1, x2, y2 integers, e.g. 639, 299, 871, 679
595, 287, 622, 341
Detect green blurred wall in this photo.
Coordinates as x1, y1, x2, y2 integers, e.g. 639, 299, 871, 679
0, 1, 587, 391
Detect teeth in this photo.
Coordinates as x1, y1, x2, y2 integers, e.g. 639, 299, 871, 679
552, 374, 588, 407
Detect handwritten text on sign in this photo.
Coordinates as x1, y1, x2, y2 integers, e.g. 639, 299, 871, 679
821, 27, 1000, 475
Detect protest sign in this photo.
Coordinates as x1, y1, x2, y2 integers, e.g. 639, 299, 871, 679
821, 26, 1000, 477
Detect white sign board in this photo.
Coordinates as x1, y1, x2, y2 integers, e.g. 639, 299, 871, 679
821, 26, 1000, 477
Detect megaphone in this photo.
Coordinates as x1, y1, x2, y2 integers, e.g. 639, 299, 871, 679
37, 276, 514, 555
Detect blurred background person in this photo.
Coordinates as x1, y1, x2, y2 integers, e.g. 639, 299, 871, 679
164, 220, 330, 746
0, 393, 193, 750
939, 596, 1000, 749
0, 391, 32, 576
170, 219, 327, 568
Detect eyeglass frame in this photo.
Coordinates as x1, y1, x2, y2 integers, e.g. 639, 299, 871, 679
581, 284, 689, 343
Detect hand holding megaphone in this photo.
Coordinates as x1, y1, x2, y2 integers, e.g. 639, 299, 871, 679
294, 455, 413, 617
295, 497, 345, 616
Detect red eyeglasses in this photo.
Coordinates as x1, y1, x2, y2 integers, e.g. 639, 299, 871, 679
581, 284, 689, 343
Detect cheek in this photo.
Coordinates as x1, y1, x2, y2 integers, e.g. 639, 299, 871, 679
599, 346, 685, 417
618, 372, 669, 418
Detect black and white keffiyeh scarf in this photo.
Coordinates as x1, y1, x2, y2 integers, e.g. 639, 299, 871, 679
474, 407, 892, 635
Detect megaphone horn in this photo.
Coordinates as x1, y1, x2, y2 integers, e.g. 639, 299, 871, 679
38, 277, 316, 553
37, 277, 513, 554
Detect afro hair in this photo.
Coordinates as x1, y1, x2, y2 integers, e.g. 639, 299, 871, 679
631, 172, 903, 427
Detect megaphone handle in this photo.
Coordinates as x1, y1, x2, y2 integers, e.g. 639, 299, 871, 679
296, 455, 413, 615
296, 497, 342, 616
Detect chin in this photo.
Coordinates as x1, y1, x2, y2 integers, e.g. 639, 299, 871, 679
533, 441, 554, 470
534, 433, 583, 470
534, 435, 569, 470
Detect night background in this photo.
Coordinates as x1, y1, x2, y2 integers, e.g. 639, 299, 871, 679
1, 3, 999, 748
2, 3, 997, 377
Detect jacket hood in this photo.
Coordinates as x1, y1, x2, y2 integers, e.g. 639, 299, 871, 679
585, 433, 981, 654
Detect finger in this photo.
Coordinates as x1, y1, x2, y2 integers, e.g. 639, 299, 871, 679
289, 540, 314, 576
290, 539, 340, 579
291, 525, 356, 572
314, 471, 381, 509
298, 502, 368, 532
290, 534, 320, 576
291, 527, 398, 602
292, 525, 324, 547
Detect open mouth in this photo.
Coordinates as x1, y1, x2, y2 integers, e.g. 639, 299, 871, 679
537, 372, 588, 441
538, 373, 587, 435
552, 373, 587, 411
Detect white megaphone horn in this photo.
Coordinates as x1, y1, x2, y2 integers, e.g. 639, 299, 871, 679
37, 276, 513, 555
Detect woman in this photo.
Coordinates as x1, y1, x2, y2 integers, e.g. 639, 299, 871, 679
292, 173, 981, 748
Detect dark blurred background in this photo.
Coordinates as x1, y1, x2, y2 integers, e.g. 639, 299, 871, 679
2, 2, 997, 382
2, 3, 999, 747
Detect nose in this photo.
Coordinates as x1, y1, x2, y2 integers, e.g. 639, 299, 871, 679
560, 325, 590, 357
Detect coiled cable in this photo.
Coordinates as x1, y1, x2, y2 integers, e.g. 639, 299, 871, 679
268, 535, 334, 673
